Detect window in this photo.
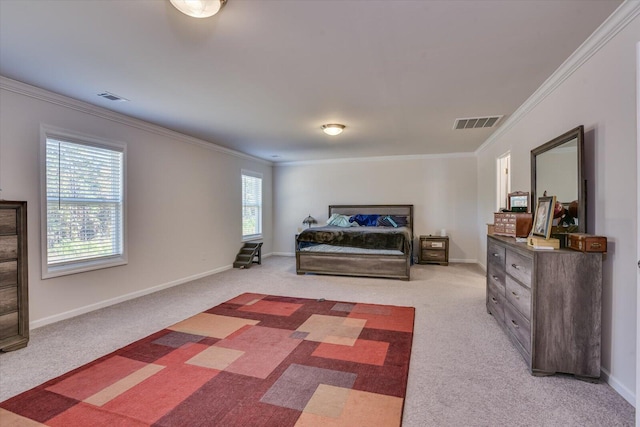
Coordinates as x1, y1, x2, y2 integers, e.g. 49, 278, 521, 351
41, 126, 126, 278
496, 152, 511, 211
242, 170, 262, 240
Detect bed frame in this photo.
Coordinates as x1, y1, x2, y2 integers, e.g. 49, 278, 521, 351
295, 204, 413, 281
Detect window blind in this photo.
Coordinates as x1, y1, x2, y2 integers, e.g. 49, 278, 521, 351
46, 138, 124, 266
242, 172, 262, 238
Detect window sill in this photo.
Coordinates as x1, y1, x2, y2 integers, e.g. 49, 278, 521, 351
42, 256, 127, 279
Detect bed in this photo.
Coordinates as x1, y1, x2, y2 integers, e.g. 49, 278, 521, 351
295, 205, 413, 281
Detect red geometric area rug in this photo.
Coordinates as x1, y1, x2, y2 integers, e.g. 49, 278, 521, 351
0, 293, 415, 427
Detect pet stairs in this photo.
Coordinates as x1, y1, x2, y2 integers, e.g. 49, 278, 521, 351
233, 242, 263, 269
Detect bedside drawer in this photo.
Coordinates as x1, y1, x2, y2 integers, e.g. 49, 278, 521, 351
421, 250, 446, 262
421, 239, 446, 250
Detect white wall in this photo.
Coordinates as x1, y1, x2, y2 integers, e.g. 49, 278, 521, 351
0, 79, 273, 327
273, 155, 478, 263
476, 9, 639, 405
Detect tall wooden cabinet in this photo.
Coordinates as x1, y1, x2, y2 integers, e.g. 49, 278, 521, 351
0, 201, 28, 352
486, 235, 601, 379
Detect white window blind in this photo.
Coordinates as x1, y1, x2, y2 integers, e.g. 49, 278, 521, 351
242, 171, 262, 239
45, 137, 124, 268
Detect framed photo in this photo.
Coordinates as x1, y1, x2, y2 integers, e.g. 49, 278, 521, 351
508, 191, 529, 213
531, 196, 556, 239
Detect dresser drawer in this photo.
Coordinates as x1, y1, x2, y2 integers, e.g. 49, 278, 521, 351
487, 284, 505, 324
504, 301, 531, 355
0, 287, 18, 315
0, 261, 17, 287
487, 263, 506, 294
487, 240, 506, 267
506, 275, 531, 320
0, 210, 17, 235
506, 250, 533, 288
0, 311, 19, 339
0, 236, 18, 260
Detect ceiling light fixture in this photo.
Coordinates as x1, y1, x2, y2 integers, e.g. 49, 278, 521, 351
170, 0, 227, 18
321, 124, 345, 136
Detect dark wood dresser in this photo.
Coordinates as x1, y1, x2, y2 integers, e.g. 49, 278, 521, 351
418, 235, 449, 266
486, 235, 601, 379
0, 201, 29, 352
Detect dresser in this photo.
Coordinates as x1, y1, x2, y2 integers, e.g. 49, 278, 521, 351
493, 212, 532, 238
0, 201, 29, 352
418, 235, 448, 266
486, 235, 601, 379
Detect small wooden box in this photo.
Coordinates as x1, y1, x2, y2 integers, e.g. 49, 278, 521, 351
527, 236, 560, 249
493, 212, 533, 238
567, 233, 607, 253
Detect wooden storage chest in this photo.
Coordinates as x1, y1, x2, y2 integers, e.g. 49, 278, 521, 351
493, 212, 533, 238
567, 233, 607, 253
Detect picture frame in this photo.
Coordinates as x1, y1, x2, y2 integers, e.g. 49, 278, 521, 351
507, 191, 529, 213
531, 195, 556, 239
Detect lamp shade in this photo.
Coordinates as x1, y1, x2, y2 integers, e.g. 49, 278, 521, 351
302, 215, 317, 228
321, 124, 345, 136
170, 0, 227, 18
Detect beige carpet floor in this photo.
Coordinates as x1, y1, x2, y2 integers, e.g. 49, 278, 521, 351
0, 257, 634, 426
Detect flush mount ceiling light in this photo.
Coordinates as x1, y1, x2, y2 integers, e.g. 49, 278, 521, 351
321, 124, 345, 136
170, 0, 227, 18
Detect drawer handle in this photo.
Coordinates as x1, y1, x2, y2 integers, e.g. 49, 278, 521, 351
492, 275, 499, 281
510, 319, 519, 329
591, 243, 602, 248
491, 297, 498, 304
511, 291, 519, 300
511, 263, 520, 270
492, 253, 499, 257
428, 253, 438, 257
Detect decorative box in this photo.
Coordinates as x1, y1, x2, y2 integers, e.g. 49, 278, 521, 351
567, 233, 607, 253
493, 212, 533, 238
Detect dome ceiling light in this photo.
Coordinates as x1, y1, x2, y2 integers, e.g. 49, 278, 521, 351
321, 124, 345, 136
170, 0, 227, 18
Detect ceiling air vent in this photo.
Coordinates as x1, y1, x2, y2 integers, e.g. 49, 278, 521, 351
97, 91, 129, 102
453, 115, 503, 130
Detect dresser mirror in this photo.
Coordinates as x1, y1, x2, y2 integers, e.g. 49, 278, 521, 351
530, 125, 585, 234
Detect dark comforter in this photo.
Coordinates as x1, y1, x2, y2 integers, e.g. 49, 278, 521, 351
297, 226, 411, 254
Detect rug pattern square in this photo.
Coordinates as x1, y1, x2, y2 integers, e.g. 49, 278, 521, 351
0, 294, 414, 427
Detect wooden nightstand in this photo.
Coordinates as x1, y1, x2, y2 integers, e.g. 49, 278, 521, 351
418, 235, 449, 266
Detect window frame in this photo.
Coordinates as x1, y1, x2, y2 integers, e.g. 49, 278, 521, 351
40, 125, 128, 279
241, 169, 263, 242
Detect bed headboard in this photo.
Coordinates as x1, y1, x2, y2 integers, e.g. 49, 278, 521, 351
328, 204, 414, 236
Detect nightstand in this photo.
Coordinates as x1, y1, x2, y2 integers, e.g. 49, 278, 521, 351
418, 235, 449, 266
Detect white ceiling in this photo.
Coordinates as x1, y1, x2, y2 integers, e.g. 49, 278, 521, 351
0, 0, 622, 163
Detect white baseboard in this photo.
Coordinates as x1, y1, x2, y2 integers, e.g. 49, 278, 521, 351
30, 264, 233, 329
600, 367, 636, 407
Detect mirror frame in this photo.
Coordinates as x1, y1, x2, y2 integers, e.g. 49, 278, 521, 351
530, 125, 586, 234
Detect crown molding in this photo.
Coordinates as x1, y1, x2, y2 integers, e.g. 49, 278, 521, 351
275, 151, 475, 167
0, 76, 272, 166
476, 0, 640, 154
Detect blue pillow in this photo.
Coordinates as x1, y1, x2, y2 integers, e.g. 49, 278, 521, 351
349, 214, 380, 226
377, 215, 408, 227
